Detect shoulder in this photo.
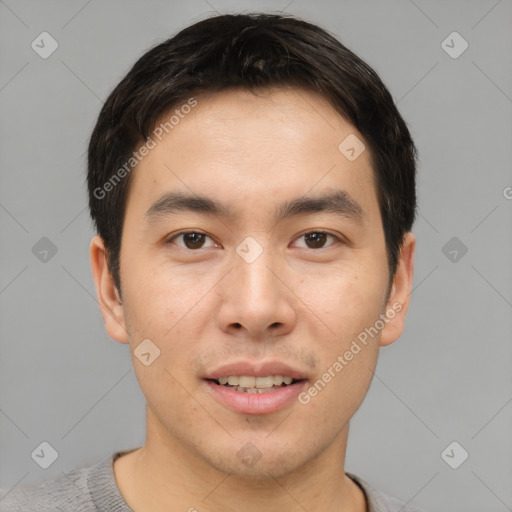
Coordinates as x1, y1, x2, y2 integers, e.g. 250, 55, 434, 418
347, 473, 432, 512
0, 453, 122, 512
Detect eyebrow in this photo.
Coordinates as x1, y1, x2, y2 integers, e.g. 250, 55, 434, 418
144, 190, 366, 226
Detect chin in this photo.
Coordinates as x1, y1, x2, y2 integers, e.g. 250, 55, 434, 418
203, 441, 310, 481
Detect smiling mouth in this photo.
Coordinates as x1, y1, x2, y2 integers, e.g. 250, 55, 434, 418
206, 375, 304, 393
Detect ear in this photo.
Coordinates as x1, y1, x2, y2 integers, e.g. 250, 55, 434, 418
89, 235, 129, 344
379, 231, 416, 347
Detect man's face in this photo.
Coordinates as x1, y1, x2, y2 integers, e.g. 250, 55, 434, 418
94, 87, 413, 478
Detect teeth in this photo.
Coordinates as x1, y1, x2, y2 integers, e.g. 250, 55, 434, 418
215, 375, 297, 389
239, 376, 256, 387
255, 376, 274, 388
235, 386, 280, 393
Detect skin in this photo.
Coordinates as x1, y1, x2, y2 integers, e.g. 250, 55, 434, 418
90, 86, 415, 512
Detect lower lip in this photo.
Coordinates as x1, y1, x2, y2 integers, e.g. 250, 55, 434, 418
204, 380, 308, 415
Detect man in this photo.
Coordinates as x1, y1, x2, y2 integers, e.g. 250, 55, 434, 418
0, 12, 428, 512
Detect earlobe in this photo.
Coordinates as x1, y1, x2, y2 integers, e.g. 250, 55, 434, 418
89, 235, 129, 344
379, 232, 416, 347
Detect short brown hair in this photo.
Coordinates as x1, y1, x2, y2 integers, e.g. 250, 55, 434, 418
87, 12, 417, 295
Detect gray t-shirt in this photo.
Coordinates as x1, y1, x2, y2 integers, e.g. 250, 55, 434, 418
0, 451, 430, 511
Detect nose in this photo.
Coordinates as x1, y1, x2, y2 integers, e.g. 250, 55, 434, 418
216, 248, 297, 339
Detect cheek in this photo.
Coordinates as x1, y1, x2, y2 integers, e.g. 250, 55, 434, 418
129, 322, 201, 403
132, 354, 202, 442
299, 320, 380, 427
320, 350, 377, 420
298, 264, 384, 417
296, 261, 387, 340
121, 260, 203, 334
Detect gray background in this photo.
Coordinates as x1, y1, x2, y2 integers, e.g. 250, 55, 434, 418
1, 1, 511, 511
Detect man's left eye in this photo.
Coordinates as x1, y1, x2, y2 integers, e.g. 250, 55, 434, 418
293, 232, 339, 249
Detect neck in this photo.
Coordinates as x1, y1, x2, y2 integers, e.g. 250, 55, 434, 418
113, 413, 367, 512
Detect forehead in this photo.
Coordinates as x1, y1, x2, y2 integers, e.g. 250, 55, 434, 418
124, 86, 379, 226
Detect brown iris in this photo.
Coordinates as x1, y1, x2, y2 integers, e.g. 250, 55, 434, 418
182, 233, 206, 249
304, 232, 328, 249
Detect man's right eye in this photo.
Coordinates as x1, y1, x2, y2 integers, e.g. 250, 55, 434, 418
166, 231, 217, 250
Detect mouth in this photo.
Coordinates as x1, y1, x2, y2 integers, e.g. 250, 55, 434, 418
203, 375, 308, 415
206, 375, 304, 393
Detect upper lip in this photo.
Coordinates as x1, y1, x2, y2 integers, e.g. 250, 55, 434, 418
204, 361, 308, 381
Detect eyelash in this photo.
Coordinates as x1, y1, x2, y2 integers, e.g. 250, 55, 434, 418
166, 230, 343, 250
